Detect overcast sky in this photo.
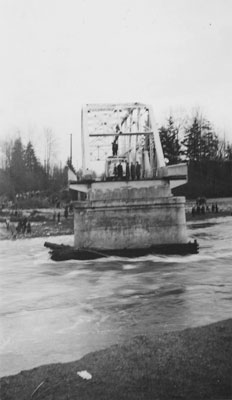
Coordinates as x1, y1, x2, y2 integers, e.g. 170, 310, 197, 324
0, 0, 231, 167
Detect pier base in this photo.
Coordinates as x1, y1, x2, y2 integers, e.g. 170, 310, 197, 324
73, 183, 188, 250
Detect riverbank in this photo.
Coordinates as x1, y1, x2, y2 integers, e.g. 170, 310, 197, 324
0, 215, 73, 240
1, 319, 231, 400
1, 208, 231, 241
186, 209, 232, 221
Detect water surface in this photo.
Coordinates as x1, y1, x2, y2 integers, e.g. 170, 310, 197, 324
0, 216, 232, 377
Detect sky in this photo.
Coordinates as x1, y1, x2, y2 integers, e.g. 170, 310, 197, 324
0, 0, 231, 168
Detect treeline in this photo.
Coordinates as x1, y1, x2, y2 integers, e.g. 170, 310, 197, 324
159, 112, 232, 198
159, 112, 232, 164
0, 137, 68, 201
1, 111, 232, 201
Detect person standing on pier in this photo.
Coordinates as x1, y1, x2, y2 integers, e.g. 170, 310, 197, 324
112, 141, 118, 156
113, 164, 118, 180
126, 162, 130, 180
131, 162, 136, 180
136, 162, 141, 180
117, 162, 123, 180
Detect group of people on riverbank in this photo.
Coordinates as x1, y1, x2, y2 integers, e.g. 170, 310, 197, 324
113, 161, 141, 181
16, 217, 31, 235
191, 202, 219, 216
5, 216, 31, 239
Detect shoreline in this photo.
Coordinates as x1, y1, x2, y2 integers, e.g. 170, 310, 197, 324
0, 217, 74, 240
1, 319, 231, 399
1, 210, 231, 241
186, 210, 232, 221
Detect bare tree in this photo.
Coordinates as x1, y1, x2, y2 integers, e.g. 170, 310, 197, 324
0, 138, 14, 170
44, 128, 57, 175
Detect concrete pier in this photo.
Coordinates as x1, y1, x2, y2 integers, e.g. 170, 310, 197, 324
73, 182, 187, 250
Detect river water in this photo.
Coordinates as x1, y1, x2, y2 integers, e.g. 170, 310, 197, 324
0, 215, 232, 377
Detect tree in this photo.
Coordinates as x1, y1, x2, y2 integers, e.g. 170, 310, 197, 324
182, 116, 201, 161
24, 141, 40, 172
182, 113, 218, 161
44, 128, 57, 175
216, 139, 227, 160
0, 169, 14, 198
159, 116, 182, 164
10, 137, 26, 193
49, 164, 68, 193
200, 120, 218, 160
24, 141, 47, 191
0, 134, 69, 200
225, 143, 232, 160
0, 138, 14, 170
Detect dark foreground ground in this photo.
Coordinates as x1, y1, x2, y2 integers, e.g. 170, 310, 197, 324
1, 319, 231, 400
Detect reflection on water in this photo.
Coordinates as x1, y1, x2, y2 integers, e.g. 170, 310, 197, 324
0, 217, 232, 377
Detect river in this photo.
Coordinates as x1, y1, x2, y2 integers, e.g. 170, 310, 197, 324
0, 215, 232, 377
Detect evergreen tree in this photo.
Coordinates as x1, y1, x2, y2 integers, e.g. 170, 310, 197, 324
200, 120, 218, 160
182, 116, 201, 161
10, 137, 26, 193
0, 135, 68, 199
24, 140, 49, 191
0, 169, 14, 198
159, 116, 181, 164
182, 114, 218, 161
24, 141, 40, 172
50, 165, 68, 192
